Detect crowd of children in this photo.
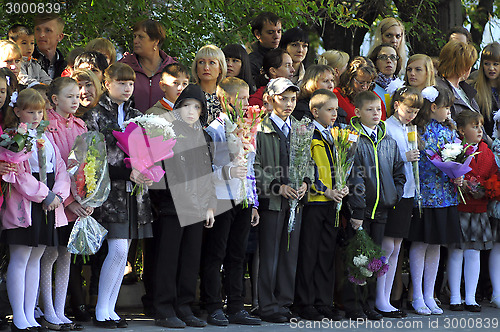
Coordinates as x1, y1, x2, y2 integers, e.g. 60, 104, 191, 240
0, 10, 499, 332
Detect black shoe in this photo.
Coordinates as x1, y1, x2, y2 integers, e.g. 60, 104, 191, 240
345, 310, 367, 320
316, 306, 343, 321
72, 306, 91, 323
10, 324, 30, 332
40, 318, 69, 331
364, 309, 383, 320
464, 304, 481, 312
227, 310, 261, 325
298, 306, 323, 321
114, 319, 127, 329
207, 309, 228, 326
92, 317, 116, 329
449, 303, 464, 311
179, 315, 206, 328
260, 313, 288, 323
375, 308, 403, 318
281, 310, 300, 321
62, 323, 83, 331
154, 317, 186, 329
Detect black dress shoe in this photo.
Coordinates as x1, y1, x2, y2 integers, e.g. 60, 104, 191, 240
72, 306, 91, 322
260, 313, 288, 323
92, 317, 116, 329
114, 319, 127, 329
36, 326, 50, 332
345, 310, 367, 320
10, 324, 30, 332
449, 303, 464, 311
40, 318, 69, 331
206, 309, 228, 326
281, 310, 300, 321
154, 317, 186, 329
363, 309, 382, 320
375, 308, 403, 318
227, 310, 261, 325
298, 306, 324, 321
316, 306, 343, 321
464, 304, 481, 312
179, 315, 206, 328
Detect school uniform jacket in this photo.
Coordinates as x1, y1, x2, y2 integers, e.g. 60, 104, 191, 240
308, 128, 335, 204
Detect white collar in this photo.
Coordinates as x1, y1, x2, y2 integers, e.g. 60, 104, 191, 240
361, 123, 377, 137
270, 112, 291, 130
162, 97, 174, 109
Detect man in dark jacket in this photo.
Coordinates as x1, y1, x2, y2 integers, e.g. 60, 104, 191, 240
345, 91, 405, 320
248, 12, 282, 82
33, 13, 66, 79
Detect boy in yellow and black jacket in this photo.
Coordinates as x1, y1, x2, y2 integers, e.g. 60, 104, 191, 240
295, 89, 348, 321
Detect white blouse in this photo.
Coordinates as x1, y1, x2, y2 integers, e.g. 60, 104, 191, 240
28, 130, 56, 173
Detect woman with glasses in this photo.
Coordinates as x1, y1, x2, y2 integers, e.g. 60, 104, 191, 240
333, 56, 385, 122
369, 44, 404, 112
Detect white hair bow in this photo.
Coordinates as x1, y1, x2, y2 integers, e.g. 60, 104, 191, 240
9, 91, 18, 107
421, 86, 439, 102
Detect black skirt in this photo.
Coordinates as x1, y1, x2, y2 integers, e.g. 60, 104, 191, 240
385, 197, 414, 238
3, 173, 57, 247
407, 206, 462, 245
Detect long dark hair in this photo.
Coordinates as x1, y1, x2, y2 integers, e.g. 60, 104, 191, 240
256, 48, 286, 88
222, 44, 256, 94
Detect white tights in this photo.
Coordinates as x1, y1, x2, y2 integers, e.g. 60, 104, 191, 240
447, 248, 480, 305
375, 237, 402, 312
489, 243, 500, 303
409, 242, 441, 310
95, 239, 130, 321
7, 245, 46, 329
39, 246, 72, 324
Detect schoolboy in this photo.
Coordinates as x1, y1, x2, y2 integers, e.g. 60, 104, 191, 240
254, 77, 311, 323
201, 77, 261, 326
146, 63, 190, 122
345, 91, 405, 320
33, 13, 67, 78
295, 89, 348, 321
142, 62, 190, 318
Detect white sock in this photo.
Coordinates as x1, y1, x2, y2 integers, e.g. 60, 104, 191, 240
376, 237, 399, 312
410, 241, 427, 308
447, 248, 463, 305
25, 246, 46, 327
423, 244, 440, 309
54, 246, 72, 324
95, 239, 129, 321
7, 245, 32, 329
490, 243, 500, 301
463, 249, 480, 306
40, 246, 62, 324
385, 238, 402, 309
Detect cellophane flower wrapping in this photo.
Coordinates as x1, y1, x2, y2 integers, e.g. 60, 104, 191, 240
224, 103, 266, 207
426, 138, 480, 203
331, 125, 359, 226
288, 117, 315, 235
113, 116, 176, 194
345, 227, 389, 286
407, 125, 422, 215
66, 131, 110, 256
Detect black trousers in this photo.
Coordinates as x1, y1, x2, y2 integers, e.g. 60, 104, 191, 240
200, 201, 252, 314
258, 198, 302, 317
153, 214, 203, 319
343, 218, 386, 313
295, 203, 338, 308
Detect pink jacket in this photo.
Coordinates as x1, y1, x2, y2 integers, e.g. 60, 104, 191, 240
119, 50, 177, 113
46, 110, 88, 222
1, 137, 71, 230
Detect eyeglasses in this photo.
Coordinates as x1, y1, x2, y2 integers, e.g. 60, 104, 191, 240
353, 77, 374, 88
377, 54, 400, 62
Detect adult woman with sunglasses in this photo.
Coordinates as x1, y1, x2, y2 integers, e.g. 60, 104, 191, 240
333, 56, 385, 122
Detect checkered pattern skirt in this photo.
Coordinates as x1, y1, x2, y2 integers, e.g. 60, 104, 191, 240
451, 212, 494, 250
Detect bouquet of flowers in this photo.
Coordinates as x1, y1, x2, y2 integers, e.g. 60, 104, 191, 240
66, 131, 111, 261
407, 125, 422, 215
224, 103, 266, 207
288, 117, 315, 243
483, 174, 500, 200
426, 138, 480, 203
0, 121, 49, 195
330, 126, 359, 226
345, 227, 389, 286
113, 115, 177, 194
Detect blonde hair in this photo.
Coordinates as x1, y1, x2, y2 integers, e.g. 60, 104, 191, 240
5, 88, 46, 128
404, 54, 435, 88
85, 38, 117, 64
299, 65, 335, 99
472, 42, 500, 121
0, 40, 22, 61
437, 40, 478, 79
191, 45, 227, 85
317, 50, 349, 71
217, 77, 249, 99
310, 89, 337, 111
368, 17, 407, 76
